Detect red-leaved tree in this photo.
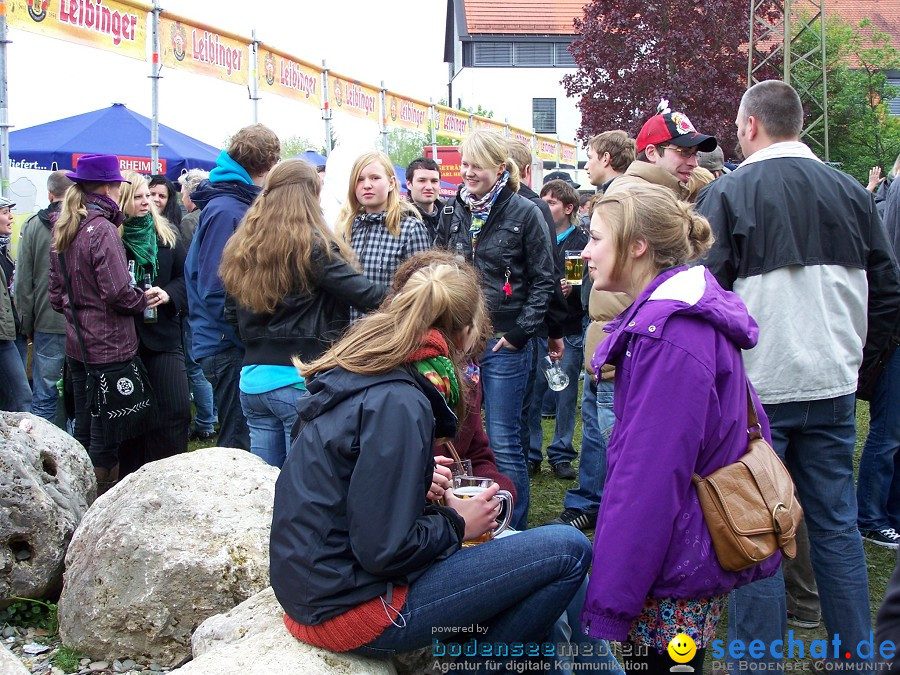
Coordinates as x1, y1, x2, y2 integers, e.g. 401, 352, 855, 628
563, 0, 759, 157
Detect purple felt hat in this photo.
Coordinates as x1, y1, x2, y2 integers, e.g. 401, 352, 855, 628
66, 154, 130, 184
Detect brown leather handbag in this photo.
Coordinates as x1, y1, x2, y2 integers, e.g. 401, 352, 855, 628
692, 383, 802, 572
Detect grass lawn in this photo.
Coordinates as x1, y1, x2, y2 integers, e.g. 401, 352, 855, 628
527, 383, 897, 670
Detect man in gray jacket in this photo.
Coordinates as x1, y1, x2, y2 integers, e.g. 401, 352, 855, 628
15, 171, 72, 422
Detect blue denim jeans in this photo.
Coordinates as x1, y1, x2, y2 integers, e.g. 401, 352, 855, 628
0, 339, 32, 412
727, 394, 872, 671
353, 526, 610, 672
200, 347, 250, 451
857, 348, 900, 531
528, 335, 583, 466
480, 337, 532, 530
564, 378, 615, 513
240, 386, 307, 469
30, 332, 65, 422
182, 321, 216, 433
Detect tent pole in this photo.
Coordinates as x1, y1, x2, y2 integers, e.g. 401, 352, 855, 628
430, 101, 437, 160
322, 61, 332, 156
380, 81, 388, 155
250, 29, 259, 124
0, 2, 11, 197
150, 0, 161, 174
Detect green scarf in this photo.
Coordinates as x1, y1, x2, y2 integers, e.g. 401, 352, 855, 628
122, 213, 159, 281
406, 329, 461, 409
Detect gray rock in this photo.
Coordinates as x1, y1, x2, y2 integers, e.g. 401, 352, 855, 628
58, 448, 278, 667
1, 642, 30, 674
176, 587, 395, 675
21, 642, 51, 654
0, 413, 95, 606
120, 659, 135, 671
88, 662, 109, 671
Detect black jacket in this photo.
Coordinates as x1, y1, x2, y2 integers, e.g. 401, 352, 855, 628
270, 366, 465, 625
128, 238, 187, 353
518, 184, 567, 339
557, 225, 590, 335
225, 243, 387, 367
412, 198, 442, 242
434, 186, 556, 348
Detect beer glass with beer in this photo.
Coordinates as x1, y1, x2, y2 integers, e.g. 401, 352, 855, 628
450, 475, 513, 546
564, 250, 584, 285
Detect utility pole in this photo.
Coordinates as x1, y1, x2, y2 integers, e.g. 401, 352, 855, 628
748, 0, 829, 160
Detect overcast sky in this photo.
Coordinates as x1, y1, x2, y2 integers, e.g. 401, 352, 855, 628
9, 1, 449, 148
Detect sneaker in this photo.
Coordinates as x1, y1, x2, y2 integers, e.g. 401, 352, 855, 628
545, 508, 598, 531
528, 460, 541, 477
786, 611, 820, 629
861, 527, 900, 550
552, 461, 577, 480
190, 429, 217, 442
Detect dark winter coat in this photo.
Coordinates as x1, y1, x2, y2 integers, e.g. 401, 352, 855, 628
270, 366, 465, 625
434, 185, 556, 348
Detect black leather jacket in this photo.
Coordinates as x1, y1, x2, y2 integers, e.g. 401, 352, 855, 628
434, 186, 556, 348
225, 243, 387, 367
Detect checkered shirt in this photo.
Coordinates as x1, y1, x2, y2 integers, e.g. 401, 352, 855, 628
348, 211, 431, 321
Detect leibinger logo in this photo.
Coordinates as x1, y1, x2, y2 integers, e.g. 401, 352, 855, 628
708, 632, 896, 671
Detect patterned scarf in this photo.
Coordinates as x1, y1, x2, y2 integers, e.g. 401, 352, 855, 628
121, 213, 159, 281
460, 171, 509, 250
405, 329, 460, 409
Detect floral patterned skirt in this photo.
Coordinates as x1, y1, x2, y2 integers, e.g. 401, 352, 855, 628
627, 595, 727, 654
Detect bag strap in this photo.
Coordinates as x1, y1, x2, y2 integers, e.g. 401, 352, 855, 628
746, 380, 762, 440
58, 252, 92, 369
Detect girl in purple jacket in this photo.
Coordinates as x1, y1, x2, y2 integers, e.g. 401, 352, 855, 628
580, 183, 779, 672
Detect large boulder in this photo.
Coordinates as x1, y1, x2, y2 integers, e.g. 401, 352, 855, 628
0, 643, 30, 674
0, 412, 95, 607
58, 447, 278, 667
173, 587, 396, 675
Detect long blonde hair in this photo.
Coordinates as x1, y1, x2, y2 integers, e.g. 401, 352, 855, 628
594, 183, 714, 281
299, 261, 485, 382
53, 182, 105, 253
220, 160, 356, 314
117, 171, 177, 247
337, 151, 418, 240
459, 131, 521, 193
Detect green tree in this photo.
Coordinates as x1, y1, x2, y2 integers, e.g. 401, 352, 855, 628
279, 134, 329, 159
386, 128, 429, 167
790, 17, 900, 182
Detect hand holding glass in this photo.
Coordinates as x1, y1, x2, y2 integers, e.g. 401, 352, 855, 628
541, 355, 569, 391
450, 475, 513, 545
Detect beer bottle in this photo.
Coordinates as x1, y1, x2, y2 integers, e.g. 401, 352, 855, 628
143, 274, 158, 324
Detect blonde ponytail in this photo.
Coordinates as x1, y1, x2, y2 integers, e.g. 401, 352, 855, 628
297, 261, 485, 379
53, 184, 90, 253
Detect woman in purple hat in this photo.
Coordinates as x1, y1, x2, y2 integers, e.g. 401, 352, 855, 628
48, 154, 165, 491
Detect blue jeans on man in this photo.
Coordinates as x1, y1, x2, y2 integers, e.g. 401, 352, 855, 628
480, 337, 532, 530
0, 339, 31, 412
199, 347, 250, 451
726, 394, 872, 671
528, 334, 583, 469
857, 348, 900, 533
563, 378, 615, 515
182, 321, 216, 435
30, 331, 65, 422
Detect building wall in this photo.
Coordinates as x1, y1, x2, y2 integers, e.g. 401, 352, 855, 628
451, 66, 582, 153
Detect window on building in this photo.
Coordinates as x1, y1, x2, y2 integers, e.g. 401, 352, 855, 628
464, 41, 575, 68
887, 77, 900, 117
533, 98, 557, 133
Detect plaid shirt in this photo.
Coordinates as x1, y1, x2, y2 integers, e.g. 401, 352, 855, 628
349, 211, 431, 321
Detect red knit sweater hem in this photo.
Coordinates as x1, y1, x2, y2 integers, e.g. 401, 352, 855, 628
283, 586, 409, 652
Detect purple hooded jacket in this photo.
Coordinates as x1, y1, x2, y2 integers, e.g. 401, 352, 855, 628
581, 265, 781, 642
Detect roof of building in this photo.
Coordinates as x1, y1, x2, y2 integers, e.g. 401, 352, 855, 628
457, 0, 899, 52
462, 0, 585, 35
828, 0, 900, 63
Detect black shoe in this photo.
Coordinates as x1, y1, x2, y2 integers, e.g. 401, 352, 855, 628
545, 508, 598, 531
528, 460, 541, 477
552, 461, 577, 480
190, 429, 217, 442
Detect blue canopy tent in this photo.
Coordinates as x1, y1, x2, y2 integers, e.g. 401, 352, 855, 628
292, 149, 327, 167
10, 104, 219, 181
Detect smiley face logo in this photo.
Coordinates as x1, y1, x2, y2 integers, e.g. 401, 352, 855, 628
667, 633, 697, 664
